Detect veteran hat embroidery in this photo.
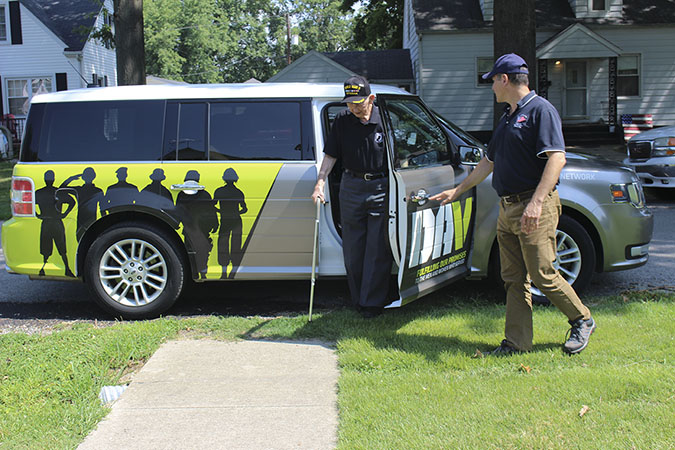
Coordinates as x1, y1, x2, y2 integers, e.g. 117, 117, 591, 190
342, 75, 371, 104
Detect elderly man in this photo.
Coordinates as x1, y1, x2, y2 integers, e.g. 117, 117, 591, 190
431, 54, 596, 355
312, 75, 391, 318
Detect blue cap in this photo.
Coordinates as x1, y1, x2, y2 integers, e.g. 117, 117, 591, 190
481, 53, 529, 80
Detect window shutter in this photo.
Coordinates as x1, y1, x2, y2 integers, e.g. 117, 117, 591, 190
56, 73, 68, 91
0, 76, 4, 116
9, 1, 23, 45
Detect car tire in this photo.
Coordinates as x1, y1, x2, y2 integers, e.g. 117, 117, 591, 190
85, 224, 186, 319
531, 214, 596, 306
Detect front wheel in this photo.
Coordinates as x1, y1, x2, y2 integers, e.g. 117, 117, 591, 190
85, 224, 186, 319
531, 215, 596, 305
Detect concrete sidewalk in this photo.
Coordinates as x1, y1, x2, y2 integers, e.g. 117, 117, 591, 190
78, 340, 339, 450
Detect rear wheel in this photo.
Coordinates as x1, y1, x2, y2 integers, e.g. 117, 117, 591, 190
85, 224, 185, 319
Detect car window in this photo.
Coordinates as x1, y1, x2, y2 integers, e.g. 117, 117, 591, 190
384, 99, 451, 170
162, 102, 207, 161
209, 102, 303, 161
37, 101, 164, 162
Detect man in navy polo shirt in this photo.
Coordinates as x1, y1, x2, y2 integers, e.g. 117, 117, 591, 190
431, 54, 596, 355
312, 75, 392, 318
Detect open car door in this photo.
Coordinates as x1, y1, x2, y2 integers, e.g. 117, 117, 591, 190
377, 95, 477, 307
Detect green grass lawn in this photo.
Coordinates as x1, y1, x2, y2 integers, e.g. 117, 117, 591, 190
1, 291, 673, 449
0, 160, 13, 220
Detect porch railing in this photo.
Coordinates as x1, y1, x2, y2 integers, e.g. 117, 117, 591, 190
0, 116, 26, 159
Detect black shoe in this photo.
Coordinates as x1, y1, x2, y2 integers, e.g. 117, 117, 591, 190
485, 339, 521, 356
359, 306, 383, 319
563, 317, 596, 355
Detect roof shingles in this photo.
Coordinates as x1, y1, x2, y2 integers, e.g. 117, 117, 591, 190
20, 0, 102, 51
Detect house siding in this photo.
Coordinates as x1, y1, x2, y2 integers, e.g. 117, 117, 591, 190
480, 0, 494, 22
418, 32, 495, 132
0, 3, 77, 115
600, 26, 675, 126
570, 0, 623, 19
81, 0, 117, 87
0, 2, 116, 116
403, 0, 420, 92
409, 20, 675, 131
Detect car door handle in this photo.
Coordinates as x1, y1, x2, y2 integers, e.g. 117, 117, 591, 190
170, 181, 205, 193
410, 189, 429, 206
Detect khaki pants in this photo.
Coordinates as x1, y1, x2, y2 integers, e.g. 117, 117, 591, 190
496, 189, 591, 351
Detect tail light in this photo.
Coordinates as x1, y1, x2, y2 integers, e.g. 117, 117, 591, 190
11, 177, 35, 216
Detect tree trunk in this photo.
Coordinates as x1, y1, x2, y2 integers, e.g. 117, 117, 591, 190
114, 0, 146, 85
492, 0, 536, 126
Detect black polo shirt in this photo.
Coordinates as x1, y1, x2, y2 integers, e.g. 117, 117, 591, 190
486, 91, 565, 197
324, 105, 386, 173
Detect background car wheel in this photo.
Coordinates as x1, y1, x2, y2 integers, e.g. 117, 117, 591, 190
85, 224, 185, 319
531, 215, 596, 306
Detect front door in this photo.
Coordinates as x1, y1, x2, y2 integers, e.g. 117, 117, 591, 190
564, 61, 588, 118
377, 95, 476, 306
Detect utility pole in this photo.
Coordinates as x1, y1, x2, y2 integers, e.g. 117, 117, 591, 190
286, 13, 292, 65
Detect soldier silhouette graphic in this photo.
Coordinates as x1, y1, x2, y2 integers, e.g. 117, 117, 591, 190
102, 167, 139, 215
176, 170, 218, 279
59, 167, 104, 242
214, 168, 248, 279
141, 168, 174, 204
35, 170, 76, 277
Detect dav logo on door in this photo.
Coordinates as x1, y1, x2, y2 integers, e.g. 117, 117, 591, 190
404, 196, 475, 286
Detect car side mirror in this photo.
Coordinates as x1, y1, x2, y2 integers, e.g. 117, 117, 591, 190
458, 146, 483, 166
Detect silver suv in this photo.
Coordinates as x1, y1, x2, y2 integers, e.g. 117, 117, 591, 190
624, 125, 675, 188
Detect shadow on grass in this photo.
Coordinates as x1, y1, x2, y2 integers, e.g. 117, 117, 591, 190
240, 285, 675, 361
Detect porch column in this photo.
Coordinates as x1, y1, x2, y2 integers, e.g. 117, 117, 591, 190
537, 59, 548, 99
608, 57, 618, 132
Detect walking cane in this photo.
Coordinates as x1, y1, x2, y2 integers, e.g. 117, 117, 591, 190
308, 199, 321, 322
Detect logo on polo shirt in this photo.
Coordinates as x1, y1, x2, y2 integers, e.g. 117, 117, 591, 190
374, 132, 383, 144
514, 114, 528, 129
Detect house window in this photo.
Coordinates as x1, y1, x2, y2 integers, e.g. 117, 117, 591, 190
590, 0, 606, 11
477, 57, 493, 86
617, 55, 640, 97
6, 78, 53, 116
0, 5, 8, 42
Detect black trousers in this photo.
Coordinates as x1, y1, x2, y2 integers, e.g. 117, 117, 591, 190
339, 173, 392, 308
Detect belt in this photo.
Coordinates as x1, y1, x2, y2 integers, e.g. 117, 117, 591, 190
344, 169, 387, 181
501, 189, 536, 204
501, 188, 556, 205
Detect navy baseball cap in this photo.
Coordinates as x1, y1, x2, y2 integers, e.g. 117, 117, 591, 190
342, 75, 371, 104
481, 53, 529, 80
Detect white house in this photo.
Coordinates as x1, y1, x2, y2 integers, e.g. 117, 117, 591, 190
404, 0, 675, 136
0, 0, 116, 122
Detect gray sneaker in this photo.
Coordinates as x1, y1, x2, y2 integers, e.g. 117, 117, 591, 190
563, 317, 596, 354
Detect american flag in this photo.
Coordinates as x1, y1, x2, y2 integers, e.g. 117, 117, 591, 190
622, 114, 652, 141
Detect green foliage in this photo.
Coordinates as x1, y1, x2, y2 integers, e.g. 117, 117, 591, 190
341, 0, 403, 50
143, 0, 355, 83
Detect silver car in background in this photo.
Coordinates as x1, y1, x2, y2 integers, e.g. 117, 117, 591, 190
624, 125, 675, 188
